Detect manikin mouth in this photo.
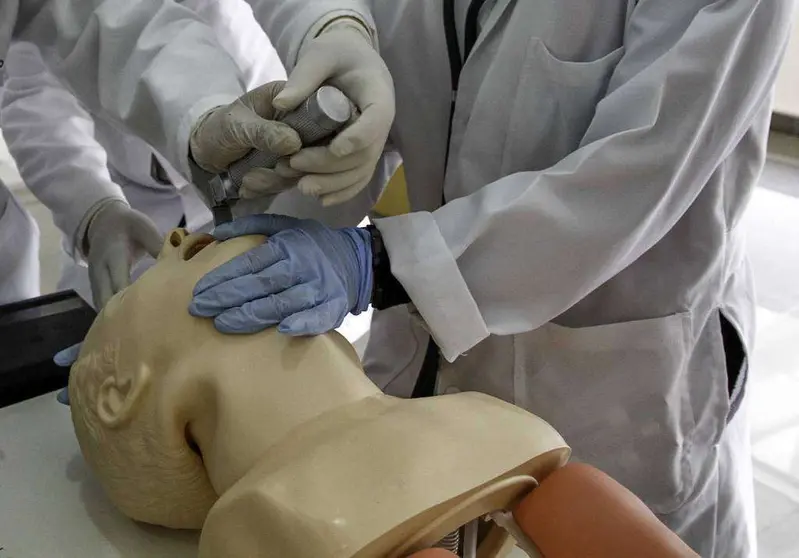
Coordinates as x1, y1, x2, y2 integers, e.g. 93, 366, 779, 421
174, 232, 215, 261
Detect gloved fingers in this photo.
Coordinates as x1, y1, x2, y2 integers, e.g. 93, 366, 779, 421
273, 54, 332, 112
193, 240, 285, 295
237, 81, 287, 119
232, 115, 302, 159
328, 94, 394, 158
189, 260, 302, 317
214, 283, 325, 334
319, 182, 370, 207
277, 298, 348, 336
274, 159, 304, 179
213, 306, 279, 334
288, 145, 371, 174
54, 343, 83, 367
90, 262, 115, 310
212, 214, 303, 241
106, 251, 133, 300
189, 108, 228, 173
239, 167, 298, 199
129, 214, 165, 258
57, 388, 70, 406
297, 166, 371, 199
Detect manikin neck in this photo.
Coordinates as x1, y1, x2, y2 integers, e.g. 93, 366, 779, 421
181, 333, 383, 497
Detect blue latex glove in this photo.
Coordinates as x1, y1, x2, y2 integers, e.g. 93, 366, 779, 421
54, 343, 82, 405
189, 214, 373, 336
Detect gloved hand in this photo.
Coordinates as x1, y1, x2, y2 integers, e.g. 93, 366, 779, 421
240, 19, 395, 207
189, 214, 373, 336
85, 200, 164, 309
189, 81, 303, 195
54, 343, 82, 405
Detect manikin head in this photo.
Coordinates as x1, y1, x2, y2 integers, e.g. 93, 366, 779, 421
70, 229, 570, 558
68, 229, 378, 529
68, 230, 256, 528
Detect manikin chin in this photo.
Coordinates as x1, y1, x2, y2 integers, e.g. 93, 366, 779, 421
68, 228, 570, 558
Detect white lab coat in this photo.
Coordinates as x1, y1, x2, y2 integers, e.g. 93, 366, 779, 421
1, 0, 286, 307
253, 0, 795, 556
0, 182, 39, 305
0, 0, 253, 306
2, 0, 253, 183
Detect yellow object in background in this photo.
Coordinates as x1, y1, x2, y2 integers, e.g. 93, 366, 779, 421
373, 164, 411, 217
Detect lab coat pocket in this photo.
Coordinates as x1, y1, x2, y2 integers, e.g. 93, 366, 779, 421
502, 40, 624, 175
519, 312, 696, 514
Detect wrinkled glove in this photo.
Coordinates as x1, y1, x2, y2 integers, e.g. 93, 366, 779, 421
85, 200, 164, 309
189, 214, 373, 336
240, 19, 395, 207
189, 81, 303, 193
54, 343, 82, 405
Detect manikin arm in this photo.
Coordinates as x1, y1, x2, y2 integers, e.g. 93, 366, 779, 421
409, 464, 699, 558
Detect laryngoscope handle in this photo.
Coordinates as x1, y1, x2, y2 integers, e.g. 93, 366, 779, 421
220, 85, 355, 196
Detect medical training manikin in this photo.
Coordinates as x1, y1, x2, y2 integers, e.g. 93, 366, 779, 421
66, 229, 699, 558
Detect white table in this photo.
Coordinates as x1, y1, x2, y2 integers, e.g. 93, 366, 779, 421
0, 394, 199, 558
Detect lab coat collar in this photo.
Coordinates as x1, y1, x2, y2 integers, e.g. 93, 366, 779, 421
466, 0, 514, 63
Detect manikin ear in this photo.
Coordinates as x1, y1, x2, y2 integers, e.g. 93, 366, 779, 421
97, 363, 152, 428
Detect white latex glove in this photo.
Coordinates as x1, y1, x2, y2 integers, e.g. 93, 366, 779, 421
189, 81, 303, 183
240, 19, 395, 207
84, 200, 164, 309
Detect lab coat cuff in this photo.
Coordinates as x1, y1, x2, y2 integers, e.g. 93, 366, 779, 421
56, 181, 125, 261
374, 213, 490, 362
296, 10, 378, 65
176, 94, 241, 179
72, 198, 128, 262
315, 15, 375, 46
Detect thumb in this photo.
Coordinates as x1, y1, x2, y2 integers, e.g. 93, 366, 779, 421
277, 299, 345, 336
239, 81, 287, 119
273, 55, 330, 112
212, 213, 302, 241
233, 117, 302, 159
129, 213, 164, 258
54, 343, 83, 367
57, 388, 70, 406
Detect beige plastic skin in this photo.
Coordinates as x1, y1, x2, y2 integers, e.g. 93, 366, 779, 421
68, 229, 570, 557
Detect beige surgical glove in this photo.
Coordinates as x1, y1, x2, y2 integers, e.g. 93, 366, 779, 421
189, 81, 303, 185
240, 19, 396, 207
83, 200, 164, 309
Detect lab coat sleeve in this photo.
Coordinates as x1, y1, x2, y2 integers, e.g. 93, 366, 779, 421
374, 0, 793, 361
13, 0, 249, 179
0, 42, 125, 260
186, 0, 287, 89
243, 0, 377, 69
